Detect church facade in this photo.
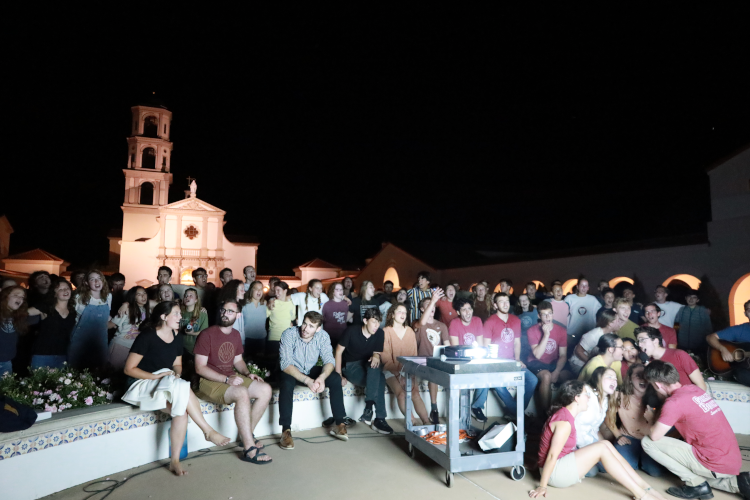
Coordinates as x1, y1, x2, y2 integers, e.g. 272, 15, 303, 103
110, 101, 257, 287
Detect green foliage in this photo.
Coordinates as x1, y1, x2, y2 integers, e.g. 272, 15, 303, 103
0, 365, 113, 413
245, 363, 270, 379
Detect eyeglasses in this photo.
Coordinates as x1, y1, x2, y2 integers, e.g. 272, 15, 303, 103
194, 274, 207, 279
637, 338, 651, 345
220, 308, 238, 315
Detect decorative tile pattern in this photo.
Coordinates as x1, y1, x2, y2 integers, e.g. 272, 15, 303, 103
0, 382, 441, 461
709, 389, 750, 403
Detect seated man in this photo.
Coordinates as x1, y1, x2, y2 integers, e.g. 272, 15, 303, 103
472, 292, 539, 422
641, 361, 749, 500
335, 308, 393, 435
636, 327, 706, 391
526, 300, 573, 413
194, 299, 274, 464
278, 311, 349, 449
706, 299, 750, 387
413, 290, 451, 424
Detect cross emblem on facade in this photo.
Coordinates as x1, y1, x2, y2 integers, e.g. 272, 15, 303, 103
186, 176, 195, 185
184, 225, 200, 240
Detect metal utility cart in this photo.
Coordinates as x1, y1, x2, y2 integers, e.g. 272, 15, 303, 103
398, 356, 526, 487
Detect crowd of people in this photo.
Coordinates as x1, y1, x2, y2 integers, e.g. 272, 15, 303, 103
1, 267, 749, 497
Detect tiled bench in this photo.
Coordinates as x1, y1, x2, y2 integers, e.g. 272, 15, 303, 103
707, 379, 750, 434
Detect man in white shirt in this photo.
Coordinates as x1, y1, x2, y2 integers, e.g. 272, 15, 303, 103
564, 278, 602, 348
654, 286, 682, 328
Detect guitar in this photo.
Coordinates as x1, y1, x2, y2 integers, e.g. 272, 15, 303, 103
707, 340, 750, 376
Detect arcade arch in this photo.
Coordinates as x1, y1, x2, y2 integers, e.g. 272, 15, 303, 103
729, 273, 750, 326
180, 268, 195, 286
562, 279, 578, 295
383, 267, 400, 290
662, 274, 701, 291
608, 277, 634, 288
139, 182, 154, 205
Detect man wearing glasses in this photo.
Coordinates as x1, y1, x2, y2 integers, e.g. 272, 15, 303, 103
635, 326, 706, 391
195, 299, 274, 464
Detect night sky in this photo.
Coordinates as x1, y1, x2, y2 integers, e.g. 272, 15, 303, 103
3, 5, 750, 276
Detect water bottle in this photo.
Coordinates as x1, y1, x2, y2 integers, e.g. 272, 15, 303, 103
169, 426, 189, 460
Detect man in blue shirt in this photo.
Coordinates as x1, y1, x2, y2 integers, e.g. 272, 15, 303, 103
706, 299, 750, 387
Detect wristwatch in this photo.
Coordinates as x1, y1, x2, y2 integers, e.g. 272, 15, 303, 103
225, 376, 229, 384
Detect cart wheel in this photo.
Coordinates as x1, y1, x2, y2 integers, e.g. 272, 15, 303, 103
408, 443, 416, 459
445, 470, 454, 487
511, 465, 526, 481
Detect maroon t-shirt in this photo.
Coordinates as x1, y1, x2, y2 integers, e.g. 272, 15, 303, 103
413, 319, 450, 357
538, 407, 577, 467
526, 323, 567, 365
642, 323, 678, 348
449, 317, 485, 346
659, 384, 741, 475
436, 299, 457, 325
193, 325, 244, 378
659, 348, 698, 386
322, 300, 349, 343
484, 314, 521, 360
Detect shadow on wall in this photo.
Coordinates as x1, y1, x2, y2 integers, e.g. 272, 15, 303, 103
699, 275, 729, 331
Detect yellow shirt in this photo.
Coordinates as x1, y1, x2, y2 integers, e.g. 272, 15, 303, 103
577, 355, 623, 386
616, 320, 638, 341
267, 300, 296, 341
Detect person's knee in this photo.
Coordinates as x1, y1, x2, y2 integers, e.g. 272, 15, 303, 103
256, 381, 272, 400
641, 436, 655, 451
537, 371, 551, 384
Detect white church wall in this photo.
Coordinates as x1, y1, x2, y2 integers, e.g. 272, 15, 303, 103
221, 237, 257, 280
119, 238, 160, 288
207, 218, 219, 250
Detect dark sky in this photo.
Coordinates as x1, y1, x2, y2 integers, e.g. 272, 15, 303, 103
3, 5, 750, 275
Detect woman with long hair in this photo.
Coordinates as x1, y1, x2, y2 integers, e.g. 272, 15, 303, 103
242, 281, 267, 360
180, 288, 208, 356
27, 271, 52, 308
216, 280, 246, 342
436, 284, 458, 325
68, 270, 114, 371
605, 364, 665, 477
577, 334, 624, 385
380, 303, 430, 425
569, 310, 620, 374
108, 286, 149, 371
266, 281, 295, 353
342, 277, 356, 300
291, 279, 328, 324
574, 366, 619, 477
0, 286, 35, 375
530, 380, 665, 499
349, 281, 387, 326
619, 337, 642, 380
322, 282, 350, 348
123, 301, 230, 476
31, 279, 76, 369
473, 282, 492, 322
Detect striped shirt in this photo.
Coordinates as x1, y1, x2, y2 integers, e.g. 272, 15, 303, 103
279, 326, 335, 375
406, 287, 433, 323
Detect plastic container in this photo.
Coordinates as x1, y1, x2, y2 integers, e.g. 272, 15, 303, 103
169, 426, 188, 460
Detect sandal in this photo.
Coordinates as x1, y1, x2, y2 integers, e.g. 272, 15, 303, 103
241, 446, 272, 465
238, 436, 265, 450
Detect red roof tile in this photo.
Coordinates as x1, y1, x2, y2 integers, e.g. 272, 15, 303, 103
297, 258, 341, 269
3, 248, 66, 262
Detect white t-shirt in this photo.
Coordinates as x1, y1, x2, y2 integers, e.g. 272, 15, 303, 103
656, 301, 682, 328
569, 327, 605, 372
574, 385, 608, 448
290, 292, 329, 322
74, 294, 113, 323
564, 294, 602, 339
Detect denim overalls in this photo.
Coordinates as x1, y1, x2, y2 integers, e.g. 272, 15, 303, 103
68, 299, 110, 370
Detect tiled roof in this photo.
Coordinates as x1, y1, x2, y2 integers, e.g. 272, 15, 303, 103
3, 248, 66, 262
297, 258, 340, 269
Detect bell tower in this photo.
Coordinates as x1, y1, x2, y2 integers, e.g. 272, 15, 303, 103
121, 95, 174, 241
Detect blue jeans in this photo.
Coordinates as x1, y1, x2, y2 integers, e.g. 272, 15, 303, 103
616, 437, 664, 477
343, 361, 387, 419
471, 368, 538, 415
0, 360, 12, 376
31, 355, 68, 370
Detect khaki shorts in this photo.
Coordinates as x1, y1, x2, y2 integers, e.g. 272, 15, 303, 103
198, 375, 253, 405
548, 452, 581, 488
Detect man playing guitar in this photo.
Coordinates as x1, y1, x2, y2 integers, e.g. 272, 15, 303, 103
706, 299, 750, 387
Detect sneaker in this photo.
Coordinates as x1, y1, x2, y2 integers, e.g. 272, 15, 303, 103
429, 408, 439, 425
359, 408, 374, 425
371, 418, 393, 435
471, 407, 488, 422
279, 429, 294, 450
330, 423, 349, 441
343, 416, 357, 427
322, 417, 335, 427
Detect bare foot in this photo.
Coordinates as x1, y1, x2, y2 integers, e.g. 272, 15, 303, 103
205, 430, 231, 447
168, 461, 188, 476
244, 447, 272, 462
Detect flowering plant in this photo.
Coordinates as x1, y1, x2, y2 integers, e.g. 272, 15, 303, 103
0, 365, 113, 413
245, 363, 271, 379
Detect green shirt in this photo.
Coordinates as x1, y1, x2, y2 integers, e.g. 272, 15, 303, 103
616, 320, 638, 341
181, 309, 208, 354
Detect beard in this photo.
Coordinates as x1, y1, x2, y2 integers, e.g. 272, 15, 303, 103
220, 318, 234, 327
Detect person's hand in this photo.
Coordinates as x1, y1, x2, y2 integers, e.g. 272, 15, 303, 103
305, 376, 316, 392
617, 435, 631, 446
344, 296, 352, 306
720, 347, 734, 363
313, 377, 326, 393
227, 375, 244, 386
248, 374, 264, 382
369, 356, 381, 368
529, 486, 548, 498
550, 370, 560, 383
431, 288, 445, 303
118, 303, 129, 316
157, 370, 175, 378
517, 360, 526, 369
340, 376, 348, 387
268, 298, 276, 310
200, 307, 207, 315
542, 323, 553, 337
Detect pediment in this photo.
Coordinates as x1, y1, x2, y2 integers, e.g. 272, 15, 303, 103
161, 197, 225, 214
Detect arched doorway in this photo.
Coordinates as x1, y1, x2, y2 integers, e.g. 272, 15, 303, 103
729, 273, 750, 326
142, 147, 156, 169
139, 182, 154, 205
609, 277, 634, 288
143, 116, 158, 137
562, 279, 578, 295
383, 267, 400, 290
180, 268, 195, 286
662, 274, 701, 290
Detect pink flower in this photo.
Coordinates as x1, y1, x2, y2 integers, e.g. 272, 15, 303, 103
84, 396, 94, 406
33, 391, 40, 396
708, 377, 715, 381
101, 378, 111, 385
44, 390, 53, 395
44, 404, 58, 413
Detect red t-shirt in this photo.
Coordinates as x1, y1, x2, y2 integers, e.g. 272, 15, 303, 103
526, 323, 567, 365
658, 384, 741, 475
436, 299, 457, 325
413, 319, 450, 357
642, 323, 678, 348
194, 325, 244, 378
659, 349, 698, 386
449, 317, 485, 346
484, 314, 521, 360
538, 407, 577, 467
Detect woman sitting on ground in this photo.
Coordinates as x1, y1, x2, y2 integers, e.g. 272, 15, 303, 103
108, 286, 149, 371
569, 310, 619, 374
574, 366, 619, 477
380, 303, 431, 425
531, 380, 666, 499
605, 363, 665, 477
31, 279, 76, 370
123, 301, 230, 476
